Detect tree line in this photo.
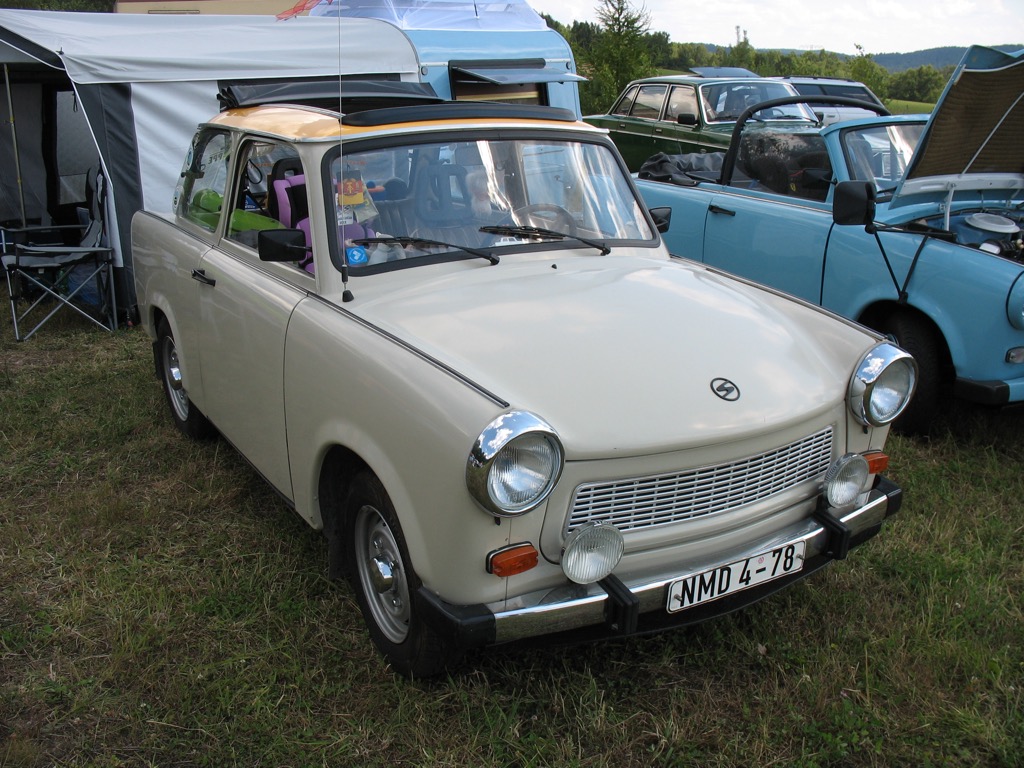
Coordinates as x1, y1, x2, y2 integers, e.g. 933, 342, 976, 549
545, 0, 952, 115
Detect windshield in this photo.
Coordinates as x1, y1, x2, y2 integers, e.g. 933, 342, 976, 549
329, 136, 654, 271
699, 82, 817, 123
841, 123, 925, 191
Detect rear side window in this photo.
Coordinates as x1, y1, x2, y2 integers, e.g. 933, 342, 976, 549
174, 129, 231, 233
631, 85, 667, 119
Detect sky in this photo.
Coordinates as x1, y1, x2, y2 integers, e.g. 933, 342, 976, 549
526, 0, 1024, 56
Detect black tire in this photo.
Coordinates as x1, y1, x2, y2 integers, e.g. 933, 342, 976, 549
155, 318, 214, 440
344, 472, 460, 678
878, 312, 949, 435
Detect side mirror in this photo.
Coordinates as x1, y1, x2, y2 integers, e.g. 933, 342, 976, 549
833, 181, 876, 227
649, 206, 672, 233
258, 228, 308, 263
675, 113, 698, 126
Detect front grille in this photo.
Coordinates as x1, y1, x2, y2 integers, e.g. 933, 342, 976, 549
567, 427, 833, 533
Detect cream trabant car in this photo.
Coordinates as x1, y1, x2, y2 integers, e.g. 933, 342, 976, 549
132, 92, 915, 677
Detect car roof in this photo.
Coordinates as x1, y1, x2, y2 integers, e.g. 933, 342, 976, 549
625, 75, 770, 88
773, 76, 870, 86
206, 101, 595, 143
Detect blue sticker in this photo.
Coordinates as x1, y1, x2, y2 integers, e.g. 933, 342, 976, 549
347, 245, 368, 264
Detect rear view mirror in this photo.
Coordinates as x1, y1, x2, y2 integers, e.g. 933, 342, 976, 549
648, 206, 672, 233
833, 181, 876, 227
258, 228, 308, 263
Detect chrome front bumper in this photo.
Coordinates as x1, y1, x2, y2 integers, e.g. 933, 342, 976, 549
415, 475, 901, 649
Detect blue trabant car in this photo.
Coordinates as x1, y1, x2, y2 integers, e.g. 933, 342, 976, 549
635, 45, 1024, 433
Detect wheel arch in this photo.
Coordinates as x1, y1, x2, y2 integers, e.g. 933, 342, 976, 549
858, 300, 954, 372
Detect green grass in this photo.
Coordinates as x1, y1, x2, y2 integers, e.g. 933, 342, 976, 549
884, 99, 934, 114
2, 313, 1022, 767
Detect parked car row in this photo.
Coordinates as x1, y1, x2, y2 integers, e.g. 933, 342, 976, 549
133, 83, 914, 676
633, 44, 1024, 434
584, 68, 886, 171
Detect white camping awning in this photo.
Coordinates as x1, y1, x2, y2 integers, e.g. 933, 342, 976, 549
0, 11, 421, 84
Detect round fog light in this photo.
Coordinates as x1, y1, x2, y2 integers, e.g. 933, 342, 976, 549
824, 453, 870, 508
561, 521, 624, 584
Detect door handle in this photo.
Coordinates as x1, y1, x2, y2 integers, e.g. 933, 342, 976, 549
191, 268, 216, 287
709, 205, 736, 216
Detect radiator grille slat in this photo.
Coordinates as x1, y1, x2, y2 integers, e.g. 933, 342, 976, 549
568, 427, 833, 532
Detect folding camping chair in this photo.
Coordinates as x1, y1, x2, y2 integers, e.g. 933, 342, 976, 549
2, 169, 117, 341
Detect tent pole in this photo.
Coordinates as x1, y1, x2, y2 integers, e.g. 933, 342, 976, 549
4, 63, 27, 227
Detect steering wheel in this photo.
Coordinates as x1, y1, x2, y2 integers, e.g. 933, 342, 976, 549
505, 203, 578, 236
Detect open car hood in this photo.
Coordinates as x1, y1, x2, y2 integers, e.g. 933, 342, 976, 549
891, 45, 1024, 209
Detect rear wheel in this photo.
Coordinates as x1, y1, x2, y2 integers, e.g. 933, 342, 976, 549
344, 472, 460, 678
877, 312, 949, 434
155, 318, 213, 440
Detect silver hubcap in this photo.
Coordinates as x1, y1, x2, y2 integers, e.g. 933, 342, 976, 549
162, 337, 190, 421
354, 504, 410, 644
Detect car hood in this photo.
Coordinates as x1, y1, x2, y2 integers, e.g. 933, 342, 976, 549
891, 45, 1024, 210
349, 252, 871, 459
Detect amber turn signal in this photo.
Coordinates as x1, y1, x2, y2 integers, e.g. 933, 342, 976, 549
487, 543, 539, 577
864, 451, 889, 474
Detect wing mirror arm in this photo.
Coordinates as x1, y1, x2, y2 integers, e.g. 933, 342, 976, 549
833, 181, 910, 302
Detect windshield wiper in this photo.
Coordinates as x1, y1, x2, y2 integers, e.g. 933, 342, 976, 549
354, 236, 498, 265
479, 225, 611, 255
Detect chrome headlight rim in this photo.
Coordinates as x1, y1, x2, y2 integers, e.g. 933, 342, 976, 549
466, 410, 564, 518
849, 341, 918, 427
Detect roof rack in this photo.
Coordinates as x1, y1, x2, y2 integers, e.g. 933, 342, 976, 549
341, 102, 577, 126
217, 79, 443, 112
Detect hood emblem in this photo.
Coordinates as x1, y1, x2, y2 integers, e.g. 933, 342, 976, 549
710, 378, 740, 401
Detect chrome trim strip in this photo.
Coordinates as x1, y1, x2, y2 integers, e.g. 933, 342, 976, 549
491, 487, 891, 643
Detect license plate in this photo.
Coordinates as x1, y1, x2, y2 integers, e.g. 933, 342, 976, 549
666, 541, 805, 613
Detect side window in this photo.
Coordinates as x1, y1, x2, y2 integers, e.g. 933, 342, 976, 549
631, 85, 667, 119
225, 141, 291, 251
612, 86, 639, 116
665, 86, 698, 122
174, 129, 231, 233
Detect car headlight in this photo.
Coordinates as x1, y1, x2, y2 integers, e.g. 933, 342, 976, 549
823, 453, 870, 508
561, 521, 624, 584
848, 342, 917, 427
466, 411, 564, 517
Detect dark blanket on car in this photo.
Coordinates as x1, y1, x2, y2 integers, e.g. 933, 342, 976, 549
637, 152, 725, 185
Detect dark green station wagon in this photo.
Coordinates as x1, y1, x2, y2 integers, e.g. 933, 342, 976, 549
585, 69, 818, 171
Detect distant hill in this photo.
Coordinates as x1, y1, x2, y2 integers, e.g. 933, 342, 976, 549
873, 45, 1022, 72
691, 43, 1024, 73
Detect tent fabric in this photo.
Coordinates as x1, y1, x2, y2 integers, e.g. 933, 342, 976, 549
0, 12, 421, 84
0, 10, 425, 290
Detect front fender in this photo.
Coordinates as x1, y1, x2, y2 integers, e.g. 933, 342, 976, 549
283, 298, 518, 605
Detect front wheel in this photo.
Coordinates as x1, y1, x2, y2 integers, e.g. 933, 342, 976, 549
344, 472, 460, 678
877, 312, 950, 434
155, 318, 213, 440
